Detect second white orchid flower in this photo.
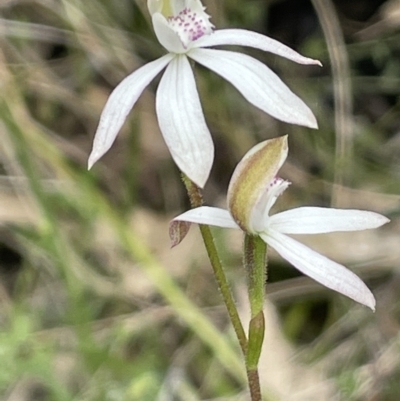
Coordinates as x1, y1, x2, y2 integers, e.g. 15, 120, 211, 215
89, 0, 321, 188
170, 136, 389, 310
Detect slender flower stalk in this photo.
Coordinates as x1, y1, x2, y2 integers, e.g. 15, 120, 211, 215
170, 136, 390, 310
245, 235, 267, 321
88, 0, 321, 188
181, 177, 265, 400
244, 234, 267, 401
180, 174, 248, 355
244, 235, 266, 367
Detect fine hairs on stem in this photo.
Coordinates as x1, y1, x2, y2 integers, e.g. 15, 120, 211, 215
182, 175, 269, 401
181, 174, 248, 355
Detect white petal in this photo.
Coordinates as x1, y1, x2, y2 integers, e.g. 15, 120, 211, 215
88, 54, 173, 169
156, 55, 214, 188
269, 207, 390, 234
261, 230, 376, 310
194, 29, 322, 66
188, 48, 318, 129
172, 206, 239, 228
152, 13, 186, 53
147, 0, 162, 15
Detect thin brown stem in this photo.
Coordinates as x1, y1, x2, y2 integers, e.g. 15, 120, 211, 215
247, 368, 262, 401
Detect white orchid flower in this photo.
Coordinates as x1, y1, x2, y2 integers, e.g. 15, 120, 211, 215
88, 0, 321, 188
170, 136, 389, 309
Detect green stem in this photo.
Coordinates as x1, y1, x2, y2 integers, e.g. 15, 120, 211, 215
246, 311, 265, 371
244, 235, 267, 319
182, 175, 248, 356
244, 234, 267, 400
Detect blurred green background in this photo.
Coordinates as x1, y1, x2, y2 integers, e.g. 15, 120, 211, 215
0, 0, 399, 400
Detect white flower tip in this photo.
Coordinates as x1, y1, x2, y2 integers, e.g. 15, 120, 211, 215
291, 99, 319, 129
348, 283, 376, 311
295, 56, 322, 67
363, 292, 376, 312
291, 55, 322, 67
307, 113, 319, 130
362, 211, 390, 230
87, 150, 101, 170
370, 302, 376, 312
173, 149, 213, 189
179, 167, 209, 189
379, 215, 391, 226
299, 107, 318, 129
191, 173, 207, 189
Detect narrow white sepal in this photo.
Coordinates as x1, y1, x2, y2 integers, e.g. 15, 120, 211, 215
172, 206, 239, 228
193, 29, 322, 66
88, 54, 173, 169
188, 48, 318, 129
261, 230, 376, 310
156, 55, 214, 188
269, 207, 390, 234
